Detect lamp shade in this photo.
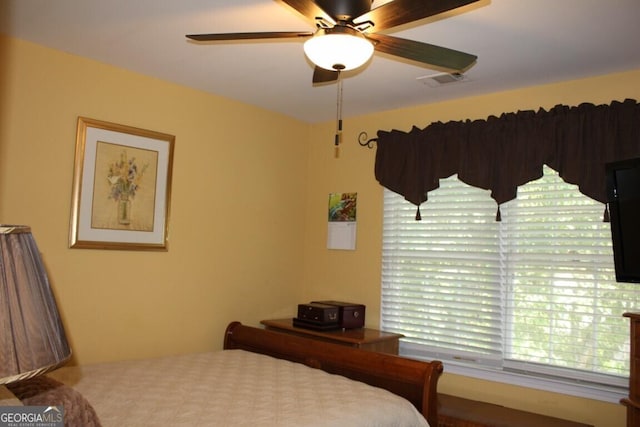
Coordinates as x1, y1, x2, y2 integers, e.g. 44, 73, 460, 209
0, 225, 71, 384
304, 27, 374, 71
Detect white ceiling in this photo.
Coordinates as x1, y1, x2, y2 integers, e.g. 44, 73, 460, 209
2, 0, 640, 123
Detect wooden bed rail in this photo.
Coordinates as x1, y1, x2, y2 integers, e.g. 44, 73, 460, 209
224, 321, 444, 426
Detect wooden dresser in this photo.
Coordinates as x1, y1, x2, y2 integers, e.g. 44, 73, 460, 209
622, 312, 640, 427
260, 318, 403, 354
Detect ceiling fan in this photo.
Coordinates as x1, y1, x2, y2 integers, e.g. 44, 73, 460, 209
186, 0, 480, 84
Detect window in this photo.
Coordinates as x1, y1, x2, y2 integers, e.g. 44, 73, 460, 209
381, 166, 640, 401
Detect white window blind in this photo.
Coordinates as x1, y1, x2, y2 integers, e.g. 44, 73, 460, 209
381, 166, 640, 398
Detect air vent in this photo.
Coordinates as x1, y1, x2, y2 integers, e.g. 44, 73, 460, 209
416, 72, 469, 87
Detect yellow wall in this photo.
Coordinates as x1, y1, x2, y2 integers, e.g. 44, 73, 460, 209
301, 69, 640, 427
2, 34, 639, 427
0, 36, 310, 364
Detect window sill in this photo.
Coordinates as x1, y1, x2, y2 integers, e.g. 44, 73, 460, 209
400, 346, 627, 404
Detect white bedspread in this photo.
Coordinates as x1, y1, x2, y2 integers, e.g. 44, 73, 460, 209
47, 349, 429, 427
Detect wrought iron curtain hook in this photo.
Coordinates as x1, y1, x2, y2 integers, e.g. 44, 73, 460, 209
358, 131, 377, 149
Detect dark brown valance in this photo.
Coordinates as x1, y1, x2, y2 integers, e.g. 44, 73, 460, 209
375, 99, 640, 214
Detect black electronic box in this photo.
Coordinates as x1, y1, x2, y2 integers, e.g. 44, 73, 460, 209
294, 303, 340, 330
312, 300, 365, 329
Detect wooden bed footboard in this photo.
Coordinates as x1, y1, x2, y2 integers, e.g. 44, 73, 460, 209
224, 321, 444, 426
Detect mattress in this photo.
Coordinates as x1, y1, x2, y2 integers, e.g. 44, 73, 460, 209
47, 349, 429, 426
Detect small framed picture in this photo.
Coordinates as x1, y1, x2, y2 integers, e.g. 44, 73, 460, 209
69, 117, 175, 250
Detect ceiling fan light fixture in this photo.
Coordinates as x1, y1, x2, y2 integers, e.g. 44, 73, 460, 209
304, 27, 374, 71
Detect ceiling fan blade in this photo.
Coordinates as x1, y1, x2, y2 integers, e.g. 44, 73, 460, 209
186, 31, 313, 42
312, 67, 339, 84
276, 0, 336, 26
367, 33, 477, 72
355, 0, 479, 32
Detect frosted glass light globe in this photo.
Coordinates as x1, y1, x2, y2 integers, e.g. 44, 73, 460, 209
304, 27, 374, 71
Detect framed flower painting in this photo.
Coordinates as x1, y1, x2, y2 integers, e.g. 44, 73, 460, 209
69, 117, 175, 250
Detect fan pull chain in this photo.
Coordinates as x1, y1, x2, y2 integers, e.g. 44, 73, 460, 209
335, 76, 343, 159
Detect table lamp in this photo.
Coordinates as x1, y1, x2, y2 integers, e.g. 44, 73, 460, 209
0, 225, 71, 384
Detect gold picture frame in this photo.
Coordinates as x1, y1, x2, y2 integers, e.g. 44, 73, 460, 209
69, 117, 175, 250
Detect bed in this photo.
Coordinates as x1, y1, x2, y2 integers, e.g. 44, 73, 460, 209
2, 321, 444, 426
